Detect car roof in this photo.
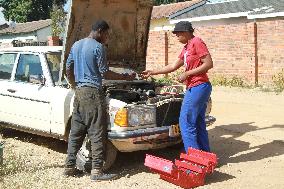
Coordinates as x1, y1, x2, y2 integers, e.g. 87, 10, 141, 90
0, 46, 63, 53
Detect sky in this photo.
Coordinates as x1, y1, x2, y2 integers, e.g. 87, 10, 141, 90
64, 0, 71, 12
0, 7, 6, 24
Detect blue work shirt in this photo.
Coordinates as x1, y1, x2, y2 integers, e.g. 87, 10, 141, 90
66, 38, 109, 89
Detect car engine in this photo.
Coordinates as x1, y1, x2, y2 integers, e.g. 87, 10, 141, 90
103, 80, 183, 127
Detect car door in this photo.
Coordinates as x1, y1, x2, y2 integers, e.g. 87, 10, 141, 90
7, 52, 52, 132
0, 52, 19, 124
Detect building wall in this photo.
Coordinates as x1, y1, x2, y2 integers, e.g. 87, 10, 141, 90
146, 31, 168, 71
191, 17, 249, 27
146, 19, 284, 85
36, 26, 52, 41
0, 32, 38, 43
150, 17, 248, 31
150, 18, 174, 31
196, 22, 256, 82
257, 19, 284, 85
0, 26, 51, 48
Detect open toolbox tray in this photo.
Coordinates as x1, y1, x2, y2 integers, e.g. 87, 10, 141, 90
144, 147, 217, 188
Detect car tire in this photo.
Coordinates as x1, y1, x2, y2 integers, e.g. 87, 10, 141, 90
76, 137, 118, 172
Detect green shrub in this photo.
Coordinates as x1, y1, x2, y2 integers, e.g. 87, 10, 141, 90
0, 148, 26, 177
152, 74, 253, 89
153, 70, 185, 86
272, 70, 284, 92
152, 72, 284, 93
210, 75, 228, 86
210, 74, 250, 88
152, 76, 174, 86
50, 5, 66, 37
228, 76, 245, 87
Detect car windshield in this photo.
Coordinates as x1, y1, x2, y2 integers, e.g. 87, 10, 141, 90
46, 52, 61, 85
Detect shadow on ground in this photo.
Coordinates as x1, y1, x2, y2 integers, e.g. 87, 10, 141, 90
1, 122, 283, 185
0, 127, 67, 153
113, 122, 284, 183
209, 122, 284, 166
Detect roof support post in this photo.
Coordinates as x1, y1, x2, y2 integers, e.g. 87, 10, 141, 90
254, 19, 258, 86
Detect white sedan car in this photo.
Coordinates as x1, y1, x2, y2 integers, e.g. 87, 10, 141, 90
0, 46, 215, 171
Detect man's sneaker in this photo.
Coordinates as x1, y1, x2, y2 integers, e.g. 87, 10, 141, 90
64, 166, 83, 177
90, 169, 118, 181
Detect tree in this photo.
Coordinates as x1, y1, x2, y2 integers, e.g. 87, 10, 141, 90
50, 4, 66, 36
0, 0, 32, 23
0, 0, 66, 23
154, 0, 191, 6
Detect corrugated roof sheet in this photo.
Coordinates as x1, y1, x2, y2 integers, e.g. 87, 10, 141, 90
0, 19, 51, 35
151, 0, 204, 19
170, 0, 284, 20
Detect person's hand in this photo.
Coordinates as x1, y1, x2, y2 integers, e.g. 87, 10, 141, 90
177, 72, 189, 83
141, 70, 154, 79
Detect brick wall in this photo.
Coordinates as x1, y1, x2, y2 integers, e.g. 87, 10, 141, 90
146, 31, 167, 72
257, 20, 284, 85
146, 19, 284, 85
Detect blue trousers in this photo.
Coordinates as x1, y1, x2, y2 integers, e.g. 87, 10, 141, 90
179, 82, 212, 153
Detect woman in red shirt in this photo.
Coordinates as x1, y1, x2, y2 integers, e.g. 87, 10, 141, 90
142, 21, 213, 152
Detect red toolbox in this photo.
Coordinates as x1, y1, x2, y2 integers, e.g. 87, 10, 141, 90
144, 147, 217, 189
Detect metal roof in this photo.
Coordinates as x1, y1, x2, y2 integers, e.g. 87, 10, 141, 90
151, 0, 204, 19
170, 0, 284, 21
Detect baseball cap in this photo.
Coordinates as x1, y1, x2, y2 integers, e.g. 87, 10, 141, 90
172, 21, 194, 33
92, 20, 110, 32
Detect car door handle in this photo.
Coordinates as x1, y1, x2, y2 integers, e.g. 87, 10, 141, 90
7, 89, 16, 93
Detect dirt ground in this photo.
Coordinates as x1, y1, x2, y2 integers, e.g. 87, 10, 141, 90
0, 86, 284, 189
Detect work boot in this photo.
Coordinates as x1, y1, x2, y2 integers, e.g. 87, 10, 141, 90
64, 166, 83, 177
90, 169, 118, 181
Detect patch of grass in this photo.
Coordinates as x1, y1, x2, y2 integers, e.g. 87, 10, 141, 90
254, 85, 274, 93
210, 75, 228, 86
151, 73, 284, 93
210, 75, 251, 88
0, 148, 26, 177
227, 76, 246, 87
272, 69, 284, 93
153, 74, 252, 89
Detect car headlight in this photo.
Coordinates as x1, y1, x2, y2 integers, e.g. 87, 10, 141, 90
114, 108, 128, 127
128, 105, 156, 127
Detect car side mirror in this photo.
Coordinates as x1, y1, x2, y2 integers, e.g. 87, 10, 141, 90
29, 74, 46, 85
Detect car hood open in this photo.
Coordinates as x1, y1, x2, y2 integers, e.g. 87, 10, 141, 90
61, 0, 153, 76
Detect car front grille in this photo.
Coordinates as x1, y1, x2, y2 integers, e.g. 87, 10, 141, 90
156, 99, 182, 127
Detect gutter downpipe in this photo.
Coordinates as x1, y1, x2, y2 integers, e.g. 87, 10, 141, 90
254, 19, 259, 86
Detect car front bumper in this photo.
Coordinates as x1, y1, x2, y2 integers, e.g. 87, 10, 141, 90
108, 116, 216, 152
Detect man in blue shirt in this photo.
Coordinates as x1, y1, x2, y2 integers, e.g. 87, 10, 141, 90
64, 20, 135, 181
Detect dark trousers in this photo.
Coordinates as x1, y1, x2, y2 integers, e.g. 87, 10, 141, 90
65, 87, 107, 170
179, 82, 212, 152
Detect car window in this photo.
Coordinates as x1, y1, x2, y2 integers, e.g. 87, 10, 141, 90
0, 53, 17, 80
46, 52, 61, 85
15, 54, 43, 83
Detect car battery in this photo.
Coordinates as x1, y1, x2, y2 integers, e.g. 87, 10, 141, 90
144, 147, 217, 189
